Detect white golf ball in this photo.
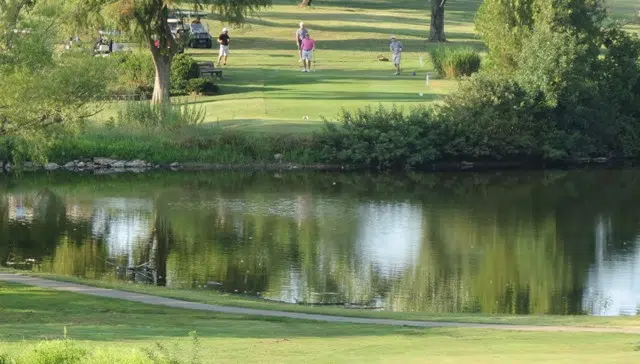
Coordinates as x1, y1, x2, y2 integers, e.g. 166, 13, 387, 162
419, 92, 424, 96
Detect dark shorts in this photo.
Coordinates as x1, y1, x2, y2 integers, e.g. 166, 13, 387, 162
297, 38, 303, 48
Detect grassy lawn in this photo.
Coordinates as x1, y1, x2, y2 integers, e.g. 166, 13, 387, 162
162, 0, 637, 133
91, 0, 484, 134
7, 269, 640, 329
180, 0, 483, 132
1, 282, 640, 363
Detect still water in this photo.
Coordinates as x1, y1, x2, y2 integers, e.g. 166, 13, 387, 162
1, 170, 639, 316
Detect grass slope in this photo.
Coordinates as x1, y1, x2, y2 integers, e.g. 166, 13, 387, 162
1, 282, 640, 363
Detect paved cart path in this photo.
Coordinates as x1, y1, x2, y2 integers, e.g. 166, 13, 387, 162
2, 273, 639, 334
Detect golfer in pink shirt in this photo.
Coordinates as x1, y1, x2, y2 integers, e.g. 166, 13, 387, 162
300, 33, 315, 73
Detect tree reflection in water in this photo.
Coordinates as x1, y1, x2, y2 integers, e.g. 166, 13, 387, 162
1, 170, 639, 315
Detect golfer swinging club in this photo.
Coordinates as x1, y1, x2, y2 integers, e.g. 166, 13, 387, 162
389, 35, 403, 75
296, 21, 309, 62
300, 33, 315, 72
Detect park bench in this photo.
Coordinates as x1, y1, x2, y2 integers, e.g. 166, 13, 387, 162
197, 61, 222, 79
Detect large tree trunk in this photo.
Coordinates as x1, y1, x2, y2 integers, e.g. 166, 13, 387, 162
136, 4, 177, 104
429, 0, 447, 42
151, 51, 172, 104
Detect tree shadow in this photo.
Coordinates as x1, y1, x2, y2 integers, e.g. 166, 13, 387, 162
231, 37, 483, 52
211, 66, 448, 90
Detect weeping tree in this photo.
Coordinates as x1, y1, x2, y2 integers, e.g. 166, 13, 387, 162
1, 0, 110, 164
80, 0, 271, 104
0, 0, 36, 49
429, 0, 446, 42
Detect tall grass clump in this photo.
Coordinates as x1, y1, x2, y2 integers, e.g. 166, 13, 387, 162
116, 100, 206, 130
430, 47, 481, 78
17, 340, 86, 364
1, 331, 203, 363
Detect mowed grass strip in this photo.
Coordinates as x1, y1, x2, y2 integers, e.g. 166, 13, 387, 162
7, 270, 640, 329
1, 282, 640, 363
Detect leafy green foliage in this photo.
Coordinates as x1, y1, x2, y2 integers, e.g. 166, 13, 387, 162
475, 0, 607, 71
0, 335, 203, 364
475, 0, 535, 70
114, 53, 204, 96
0, 18, 109, 164
171, 54, 200, 91
315, 106, 442, 170
114, 51, 155, 94
430, 47, 481, 78
186, 78, 218, 95
17, 340, 86, 364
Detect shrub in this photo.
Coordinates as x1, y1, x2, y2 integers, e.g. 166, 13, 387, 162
116, 101, 206, 130
430, 47, 481, 78
115, 52, 155, 92
315, 105, 443, 170
171, 54, 200, 91
187, 78, 218, 95
17, 340, 86, 364
436, 72, 562, 159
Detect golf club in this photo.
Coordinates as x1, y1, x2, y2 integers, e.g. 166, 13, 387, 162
312, 49, 316, 72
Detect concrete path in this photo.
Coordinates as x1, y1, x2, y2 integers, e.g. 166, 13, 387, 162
2, 273, 639, 334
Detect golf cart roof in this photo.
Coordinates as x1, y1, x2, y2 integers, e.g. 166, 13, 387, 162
190, 23, 208, 33
99, 30, 121, 36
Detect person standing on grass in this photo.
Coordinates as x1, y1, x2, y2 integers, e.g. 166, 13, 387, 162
296, 21, 309, 62
300, 33, 315, 72
389, 35, 403, 75
217, 28, 230, 66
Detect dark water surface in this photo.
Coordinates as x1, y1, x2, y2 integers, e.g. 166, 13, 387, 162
1, 170, 639, 316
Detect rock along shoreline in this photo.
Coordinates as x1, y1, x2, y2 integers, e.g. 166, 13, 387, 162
0, 156, 632, 174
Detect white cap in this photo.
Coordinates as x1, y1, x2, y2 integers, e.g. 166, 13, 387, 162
300, 21, 304, 27
222, 27, 228, 32
390, 35, 396, 39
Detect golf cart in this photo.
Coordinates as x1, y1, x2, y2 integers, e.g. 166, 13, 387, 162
167, 18, 188, 53
92, 30, 128, 57
187, 22, 213, 48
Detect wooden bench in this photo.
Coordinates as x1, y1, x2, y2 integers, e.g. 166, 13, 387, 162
197, 61, 222, 79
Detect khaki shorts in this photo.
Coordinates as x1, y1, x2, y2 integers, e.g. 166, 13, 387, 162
302, 50, 313, 61
392, 53, 401, 65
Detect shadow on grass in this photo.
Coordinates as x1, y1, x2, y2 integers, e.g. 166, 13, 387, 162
232, 37, 483, 52
268, 0, 482, 22
213, 66, 451, 88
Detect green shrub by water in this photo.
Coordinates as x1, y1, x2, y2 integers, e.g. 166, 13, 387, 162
430, 47, 481, 78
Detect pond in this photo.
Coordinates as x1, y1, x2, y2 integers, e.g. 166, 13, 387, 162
1, 170, 639, 316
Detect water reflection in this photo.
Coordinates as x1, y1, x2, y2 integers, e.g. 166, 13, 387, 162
583, 216, 640, 315
1, 170, 640, 315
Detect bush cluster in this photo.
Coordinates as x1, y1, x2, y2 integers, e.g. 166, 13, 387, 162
187, 78, 218, 95
112, 53, 216, 97
315, 21, 640, 170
